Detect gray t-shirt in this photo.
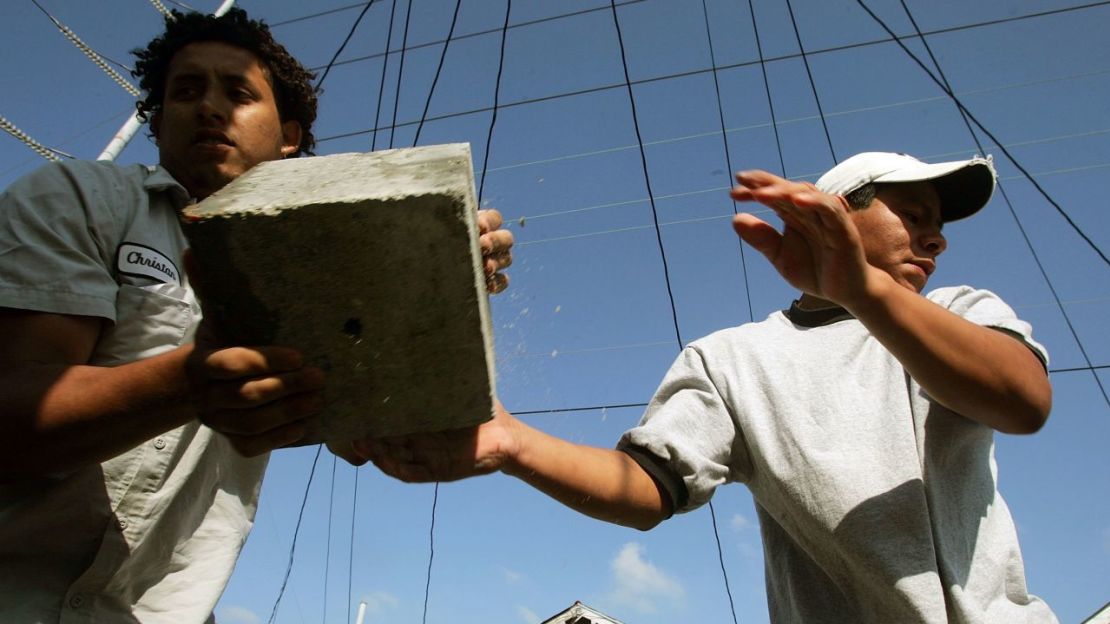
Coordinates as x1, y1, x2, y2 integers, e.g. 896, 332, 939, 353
0, 160, 267, 624
620, 287, 1056, 623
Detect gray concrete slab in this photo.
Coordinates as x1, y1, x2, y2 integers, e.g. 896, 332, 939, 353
181, 144, 495, 443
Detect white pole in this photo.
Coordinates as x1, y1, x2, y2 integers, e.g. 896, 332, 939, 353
354, 600, 367, 624
97, 0, 237, 161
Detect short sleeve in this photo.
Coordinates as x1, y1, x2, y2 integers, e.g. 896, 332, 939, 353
927, 286, 1049, 368
618, 345, 746, 513
0, 162, 127, 320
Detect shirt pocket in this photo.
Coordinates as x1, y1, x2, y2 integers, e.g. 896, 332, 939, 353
91, 282, 199, 367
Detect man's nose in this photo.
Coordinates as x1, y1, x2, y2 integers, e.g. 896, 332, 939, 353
196, 89, 228, 121
920, 229, 947, 257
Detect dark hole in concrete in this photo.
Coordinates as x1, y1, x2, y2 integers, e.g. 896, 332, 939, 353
343, 317, 362, 339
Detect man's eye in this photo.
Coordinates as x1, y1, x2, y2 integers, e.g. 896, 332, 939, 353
171, 87, 198, 99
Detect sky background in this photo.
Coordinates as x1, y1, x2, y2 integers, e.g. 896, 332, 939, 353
2, 0, 1109, 622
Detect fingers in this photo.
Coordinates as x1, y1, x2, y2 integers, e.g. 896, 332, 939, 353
732, 213, 783, 261
476, 208, 503, 234
486, 271, 509, 294
478, 216, 513, 294
223, 420, 308, 457
196, 345, 306, 380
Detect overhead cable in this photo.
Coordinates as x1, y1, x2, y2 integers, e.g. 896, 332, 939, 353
1, 115, 62, 162
30, 0, 140, 97
855, 0, 1110, 269
893, 0, 1109, 409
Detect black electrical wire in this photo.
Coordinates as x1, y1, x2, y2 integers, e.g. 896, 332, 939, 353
854, 0, 1110, 270
477, 0, 512, 206
371, 0, 400, 152
301, 0, 648, 70
894, 0, 1109, 409
314, 0, 377, 92
267, 444, 323, 624
421, 484, 439, 624
323, 454, 337, 623
610, 1, 738, 621
412, 0, 464, 146
387, 0, 414, 149
782, 0, 836, 162
346, 465, 361, 624
709, 500, 740, 624
317, 2, 1110, 146
699, 0, 754, 324
608, 0, 684, 349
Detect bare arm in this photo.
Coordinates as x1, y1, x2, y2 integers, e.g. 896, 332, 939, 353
355, 403, 671, 530
0, 310, 324, 481
730, 170, 1051, 433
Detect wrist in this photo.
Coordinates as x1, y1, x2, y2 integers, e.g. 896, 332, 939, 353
838, 266, 898, 315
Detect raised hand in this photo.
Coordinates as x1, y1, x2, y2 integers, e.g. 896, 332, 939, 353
730, 170, 878, 308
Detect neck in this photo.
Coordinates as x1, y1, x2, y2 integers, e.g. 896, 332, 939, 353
795, 293, 841, 311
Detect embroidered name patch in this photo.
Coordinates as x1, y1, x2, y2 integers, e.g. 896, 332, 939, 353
117, 243, 181, 285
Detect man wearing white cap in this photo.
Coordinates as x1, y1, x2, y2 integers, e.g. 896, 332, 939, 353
357, 153, 1056, 622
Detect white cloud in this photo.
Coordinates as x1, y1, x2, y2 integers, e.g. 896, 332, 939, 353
503, 567, 523, 584
217, 606, 260, 624
607, 542, 684, 614
517, 605, 541, 624
359, 590, 399, 621
730, 513, 751, 532
737, 541, 760, 560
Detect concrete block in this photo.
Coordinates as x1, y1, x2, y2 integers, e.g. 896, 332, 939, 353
181, 144, 494, 443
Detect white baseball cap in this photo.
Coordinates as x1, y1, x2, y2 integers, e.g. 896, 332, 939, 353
816, 152, 997, 223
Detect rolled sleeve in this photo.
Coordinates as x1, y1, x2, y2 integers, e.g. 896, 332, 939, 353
617, 345, 747, 513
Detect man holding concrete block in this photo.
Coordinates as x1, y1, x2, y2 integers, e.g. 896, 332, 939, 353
0, 8, 512, 623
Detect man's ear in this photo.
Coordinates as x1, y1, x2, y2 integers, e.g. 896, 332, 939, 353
150, 112, 161, 142
280, 120, 302, 157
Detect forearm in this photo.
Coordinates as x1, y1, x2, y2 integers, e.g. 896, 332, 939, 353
847, 273, 1051, 433
0, 345, 197, 479
502, 418, 670, 530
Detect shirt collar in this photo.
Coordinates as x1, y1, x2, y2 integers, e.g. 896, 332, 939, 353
141, 165, 192, 209
784, 300, 855, 327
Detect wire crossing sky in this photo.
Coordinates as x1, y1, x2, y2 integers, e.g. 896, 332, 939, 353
1, 2, 1108, 623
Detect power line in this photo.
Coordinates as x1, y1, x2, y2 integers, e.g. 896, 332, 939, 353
30, 0, 139, 96
314, 0, 377, 92
701, 0, 754, 324
312, 0, 1110, 140
371, 0, 400, 152
1, 115, 64, 162
387, 0, 414, 149
782, 0, 836, 163
412, 0, 463, 146
267, 445, 323, 624
891, 0, 1109, 409
298, 0, 647, 69
854, 0, 1110, 269
609, 3, 742, 623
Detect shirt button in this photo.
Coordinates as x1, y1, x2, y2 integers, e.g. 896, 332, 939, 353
69, 594, 84, 608
153, 438, 166, 450
118, 518, 129, 531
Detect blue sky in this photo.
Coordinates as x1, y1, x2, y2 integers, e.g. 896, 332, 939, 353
2, 1, 1108, 622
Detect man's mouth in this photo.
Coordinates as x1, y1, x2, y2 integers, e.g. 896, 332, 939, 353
193, 130, 233, 146
909, 259, 935, 277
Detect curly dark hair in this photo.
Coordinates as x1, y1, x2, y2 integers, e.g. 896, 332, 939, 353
131, 8, 317, 156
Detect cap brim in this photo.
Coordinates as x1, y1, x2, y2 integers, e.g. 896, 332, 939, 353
874, 159, 995, 222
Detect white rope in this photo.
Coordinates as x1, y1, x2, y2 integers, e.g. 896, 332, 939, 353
148, 0, 173, 18
31, 0, 140, 97
1, 115, 61, 162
